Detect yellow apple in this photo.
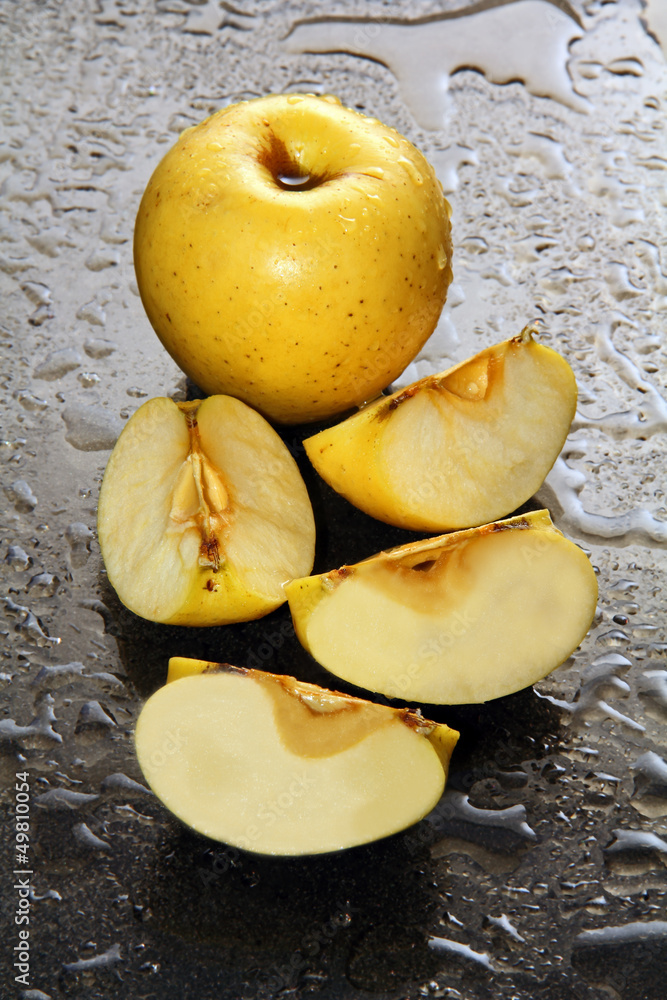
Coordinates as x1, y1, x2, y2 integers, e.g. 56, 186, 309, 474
134, 93, 453, 424
304, 325, 577, 531
97, 394, 315, 625
135, 661, 459, 855
285, 510, 598, 705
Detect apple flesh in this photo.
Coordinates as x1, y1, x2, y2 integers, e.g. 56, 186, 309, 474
285, 510, 598, 705
134, 661, 459, 856
304, 325, 577, 531
134, 93, 452, 424
97, 395, 315, 625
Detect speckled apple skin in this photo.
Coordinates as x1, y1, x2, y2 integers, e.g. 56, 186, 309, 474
134, 93, 452, 424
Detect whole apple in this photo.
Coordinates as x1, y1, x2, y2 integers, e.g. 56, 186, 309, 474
134, 93, 452, 424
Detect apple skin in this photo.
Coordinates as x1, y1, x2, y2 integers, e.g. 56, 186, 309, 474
134, 93, 452, 424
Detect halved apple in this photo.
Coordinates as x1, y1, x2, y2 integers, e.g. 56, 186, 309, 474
134, 661, 459, 856
285, 510, 597, 705
304, 325, 577, 531
97, 395, 315, 625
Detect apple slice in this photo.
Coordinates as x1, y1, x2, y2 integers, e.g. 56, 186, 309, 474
135, 661, 459, 856
97, 395, 315, 625
284, 510, 598, 705
304, 325, 577, 531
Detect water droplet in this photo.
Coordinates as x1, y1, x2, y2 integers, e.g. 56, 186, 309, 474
21, 280, 52, 307
0, 693, 62, 744
598, 628, 631, 647
431, 144, 478, 195
572, 920, 667, 996
34, 347, 82, 381
62, 942, 122, 974
576, 233, 596, 251
27, 572, 59, 597
35, 787, 100, 811
398, 156, 423, 185
4, 479, 37, 512
85, 248, 120, 271
32, 661, 86, 689
507, 132, 576, 185
65, 522, 94, 568
77, 300, 106, 326
73, 821, 111, 851
102, 772, 151, 795
5, 545, 31, 570
638, 669, 667, 721
460, 235, 489, 255
17, 390, 48, 412
631, 751, 667, 818
84, 337, 117, 359
19, 610, 60, 648
61, 403, 123, 451
484, 912, 525, 942
428, 936, 494, 971
76, 700, 117, 732
605, 827, 667, 875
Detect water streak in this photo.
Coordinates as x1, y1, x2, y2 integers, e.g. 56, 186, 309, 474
285, 0, 588, 129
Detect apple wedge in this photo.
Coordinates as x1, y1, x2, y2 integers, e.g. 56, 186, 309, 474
304, 325, 577, 531
97, 395, 315, 625
134, 661, 459, 856
284, 510, 597, 705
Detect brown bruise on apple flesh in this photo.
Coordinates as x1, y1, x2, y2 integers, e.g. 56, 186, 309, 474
367, 543, 477, 616
476, 516, 530, 536
376, 324, 540, 422
255, 671, 454, 760
255, 671, 395, 758
167, 401, 231, 572
323, 565, 353, 590
439, 351, 502, 402
321, 518, 535, 616
199, 663, 442, 759
168, 660, 457, 775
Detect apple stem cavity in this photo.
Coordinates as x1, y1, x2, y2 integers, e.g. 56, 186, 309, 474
276, 172, 317, 190
259, 132, 327, 192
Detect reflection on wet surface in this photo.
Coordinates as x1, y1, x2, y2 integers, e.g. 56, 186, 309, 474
1, 0, 666, 997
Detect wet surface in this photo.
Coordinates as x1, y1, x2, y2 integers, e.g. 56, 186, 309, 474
1, 0, 666, 997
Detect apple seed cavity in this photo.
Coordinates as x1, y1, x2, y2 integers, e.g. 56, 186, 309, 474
168, 402, 230, 572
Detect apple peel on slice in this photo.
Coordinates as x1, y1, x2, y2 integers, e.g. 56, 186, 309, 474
135, 660, 459, 856
304, 325, 577, 531
284, 510, 598, 705
98, 395, 315, 625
